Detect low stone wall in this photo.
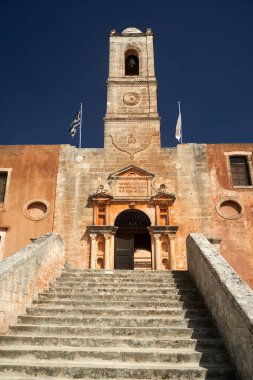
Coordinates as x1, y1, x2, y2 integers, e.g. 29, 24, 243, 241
187, 233, 253, 380
0, 233, 65, 333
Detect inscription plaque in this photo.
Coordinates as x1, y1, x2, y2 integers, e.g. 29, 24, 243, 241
115, 178, 149, 197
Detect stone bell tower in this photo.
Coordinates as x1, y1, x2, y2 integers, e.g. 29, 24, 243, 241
104, 27, 161, 155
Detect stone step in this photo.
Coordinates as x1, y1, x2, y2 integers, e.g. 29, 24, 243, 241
53, 278, 194, 285
58, 288, 197, 294
49, 281, 196, 292
37, 293, 201, 302
0, 335, 225, 350
33, 299, 204, 309
0, 376, 232, 380
0, 377, 235, 380
0, 374, 60, 380
9, 325, 220, 339
26, 306, 208, 318
0, 268, 235, 379
60, 269, 190, 276
17, 315, 213, 328
0, 359, 236, 379
0, 375, 161, 380
58, 274, 193, 282
0, 375, 204, 380
47, 286, 198, 294
0, 345, 231, 365
54, 276, 193, 287
54, 282, 195, 289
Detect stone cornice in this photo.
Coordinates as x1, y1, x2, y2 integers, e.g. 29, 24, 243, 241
104, 116, 160, 122
87, 225, 118, 234
107, 81, 157, 87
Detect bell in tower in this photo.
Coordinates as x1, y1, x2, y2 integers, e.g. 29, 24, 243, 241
125, 54, 139, 76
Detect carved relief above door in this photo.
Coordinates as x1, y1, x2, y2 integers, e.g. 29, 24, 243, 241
105, 129, 160, 160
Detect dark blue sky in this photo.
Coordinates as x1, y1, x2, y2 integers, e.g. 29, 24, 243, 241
0, 0, 252, 148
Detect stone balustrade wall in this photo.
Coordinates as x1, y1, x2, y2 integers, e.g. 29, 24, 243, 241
0, 233, 65, 333
187, 233, 253, 380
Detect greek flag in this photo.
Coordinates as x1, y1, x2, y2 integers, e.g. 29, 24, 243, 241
69, 110, 81, 138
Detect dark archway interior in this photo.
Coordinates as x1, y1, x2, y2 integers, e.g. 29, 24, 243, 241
134, 233, 151, 251
115, 209, 151, 228
114, 209, 151, 270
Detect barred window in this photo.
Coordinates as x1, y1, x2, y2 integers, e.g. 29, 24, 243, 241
0, 172, 8, 203
229, 156, 252, 186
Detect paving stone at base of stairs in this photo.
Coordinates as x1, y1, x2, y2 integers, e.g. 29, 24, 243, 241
0, 269, 237, 379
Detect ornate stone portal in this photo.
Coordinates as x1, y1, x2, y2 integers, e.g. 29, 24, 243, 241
87, 165, 178, 270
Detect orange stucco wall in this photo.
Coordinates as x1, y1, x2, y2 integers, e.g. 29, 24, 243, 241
206, 144, 253, 288
0, 145, 60, 258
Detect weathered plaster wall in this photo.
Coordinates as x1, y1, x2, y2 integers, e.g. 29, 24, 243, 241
206, 144, 253, 287
0, 233, 65, 333
187, 233, 253, 380
0, 145, 60, 259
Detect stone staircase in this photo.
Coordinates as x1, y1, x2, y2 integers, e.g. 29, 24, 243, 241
0, 268, 237, 379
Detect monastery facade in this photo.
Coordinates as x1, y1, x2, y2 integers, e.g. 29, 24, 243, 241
1, 27, 253, 288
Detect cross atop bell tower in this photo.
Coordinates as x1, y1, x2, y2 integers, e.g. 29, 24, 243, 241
104, 27, 161, 151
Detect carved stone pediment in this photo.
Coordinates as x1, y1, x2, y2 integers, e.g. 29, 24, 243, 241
150, 192, 176, 206
109, 165, 155, 179
88, 190, 113, 206
108, 165, 154, 199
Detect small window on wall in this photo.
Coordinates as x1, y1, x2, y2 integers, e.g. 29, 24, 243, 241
159, 206, 168, 226
0, 172, 8, 204
97, 207, 106, 226
125, 51, 139, 76
229, 156, 252, 186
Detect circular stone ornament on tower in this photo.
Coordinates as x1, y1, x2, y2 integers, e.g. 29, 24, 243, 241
216, 197, 243, 220
23, 198, 51, 221
123, 92, 140, 106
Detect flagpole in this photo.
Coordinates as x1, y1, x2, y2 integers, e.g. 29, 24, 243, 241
79, 102, 82, 148
178, 101, 182, 144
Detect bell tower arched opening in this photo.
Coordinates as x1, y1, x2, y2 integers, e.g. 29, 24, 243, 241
125, 50, 139, 76
114, 209, 151, 270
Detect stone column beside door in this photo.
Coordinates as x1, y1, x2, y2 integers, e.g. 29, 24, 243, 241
168, 233, 177, 269
87, 226, 117, 270
104, 234, 111, 270
154, 234, 161, 270
149, 226, 178, 270
89, 233, 97, 269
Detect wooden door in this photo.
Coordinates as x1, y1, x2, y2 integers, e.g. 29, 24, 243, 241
114, 234, 134, 270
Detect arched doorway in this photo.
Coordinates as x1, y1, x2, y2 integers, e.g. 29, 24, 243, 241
114, 209, 151, 270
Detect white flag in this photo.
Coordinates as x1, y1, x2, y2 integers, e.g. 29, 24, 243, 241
175, 104, 182, 142
69, 110, 81, 138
